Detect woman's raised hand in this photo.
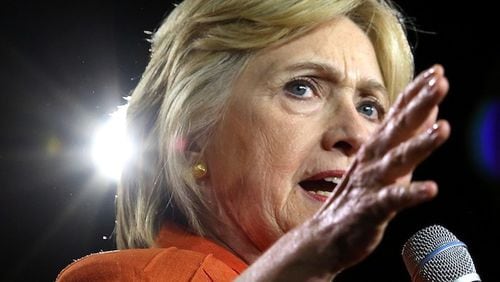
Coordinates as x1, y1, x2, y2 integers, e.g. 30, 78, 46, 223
309, 65, 450, 273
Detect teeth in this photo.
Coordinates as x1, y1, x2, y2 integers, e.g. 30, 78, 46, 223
307, 190, 332, 197
324, 176, 342, 184
317, 190, 332, 197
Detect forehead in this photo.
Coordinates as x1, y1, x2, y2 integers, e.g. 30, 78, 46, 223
245, 17, 383, 84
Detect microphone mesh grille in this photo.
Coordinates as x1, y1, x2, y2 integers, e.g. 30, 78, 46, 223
402, 225, 477, 282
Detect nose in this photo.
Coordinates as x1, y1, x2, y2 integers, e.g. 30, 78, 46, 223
321, 104, 372, 156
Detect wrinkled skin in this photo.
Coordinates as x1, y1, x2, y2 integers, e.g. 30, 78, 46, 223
203, 18, 450, 281
313, 64, 448, 272
204, 17, 389, 260
236, 67, 449, 282
236, 64, 449, 282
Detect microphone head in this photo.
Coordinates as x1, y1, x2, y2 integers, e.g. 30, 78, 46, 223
401, 225, 480, 282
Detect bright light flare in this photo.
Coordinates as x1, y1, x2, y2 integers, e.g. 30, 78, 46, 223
91, 105, 132, 181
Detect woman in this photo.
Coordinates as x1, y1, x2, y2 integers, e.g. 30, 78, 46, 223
57, 0, 450, 281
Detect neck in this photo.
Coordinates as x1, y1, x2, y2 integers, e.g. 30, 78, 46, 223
203, 215, 266, 264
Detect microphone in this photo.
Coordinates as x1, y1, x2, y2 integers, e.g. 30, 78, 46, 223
401, 225, 481, 282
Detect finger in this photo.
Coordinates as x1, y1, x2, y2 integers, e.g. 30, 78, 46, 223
369, 181, 438, 221
374, 120, 451, 184
399, 75, 449, 132
339, 181, 438, 227
360, 73, 449, 162
318, 119, 447, 212
417, 106, 438, 135
386, 65, 444, 119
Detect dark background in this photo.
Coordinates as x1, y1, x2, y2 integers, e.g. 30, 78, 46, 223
1, 1, 499, 281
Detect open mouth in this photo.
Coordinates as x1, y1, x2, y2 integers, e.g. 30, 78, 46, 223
298, 176, 342, 201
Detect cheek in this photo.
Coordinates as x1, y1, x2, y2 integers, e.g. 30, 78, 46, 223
211, 120, 306, 199
364, 122, 382, 143
215, 108, 311, 175
205, 110, 314, 218
256, 126, 307, 169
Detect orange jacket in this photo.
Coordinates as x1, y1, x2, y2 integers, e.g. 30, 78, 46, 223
56, 223, 248, 281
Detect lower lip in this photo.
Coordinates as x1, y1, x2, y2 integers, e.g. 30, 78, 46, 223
307, 192, 328, 202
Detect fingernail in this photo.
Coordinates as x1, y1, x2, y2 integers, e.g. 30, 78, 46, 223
423, 67, 436, 78
427, 76, 438, 89
417, 183, 437, 199
426, 123, 439, 136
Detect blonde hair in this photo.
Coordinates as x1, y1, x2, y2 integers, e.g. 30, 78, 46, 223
116, 0, 414, 249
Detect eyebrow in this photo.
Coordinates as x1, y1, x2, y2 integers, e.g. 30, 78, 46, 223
282, 61, 388, 98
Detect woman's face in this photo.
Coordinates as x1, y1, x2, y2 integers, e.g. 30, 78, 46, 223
204, 17, 388, 253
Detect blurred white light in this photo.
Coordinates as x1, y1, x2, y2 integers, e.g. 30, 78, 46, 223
91, 105, 132, 181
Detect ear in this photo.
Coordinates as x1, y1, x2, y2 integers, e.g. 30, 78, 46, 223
186, 151, 203, 166
184, 139, 203, 164
184, 140, 210, 181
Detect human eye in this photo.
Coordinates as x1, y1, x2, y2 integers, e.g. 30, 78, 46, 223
357, 99, 385, 122
283, 78, 318, 100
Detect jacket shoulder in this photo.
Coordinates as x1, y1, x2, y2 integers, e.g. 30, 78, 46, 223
56, 247, 239, 281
